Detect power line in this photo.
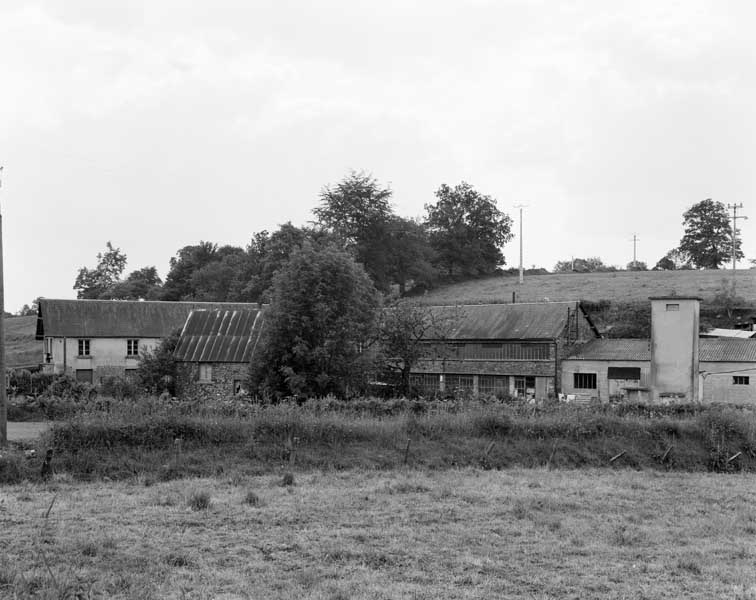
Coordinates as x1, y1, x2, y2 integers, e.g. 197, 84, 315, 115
727, 203, 747, 294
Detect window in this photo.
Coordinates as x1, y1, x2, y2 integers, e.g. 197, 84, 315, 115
198, 363, 213, 382
446, 374, 475, 392
127, 339, 139, 356
78, 339, 90, 356
479, 375, 509, 396
666, 303, 680, 311
409, 373, 441, 394
733, 376, 750, 385
607, 367, 641, 380
424, 342, 550, 361
75, 369, 93, 384
573, 373, 597, 389
514, 376, 536, 397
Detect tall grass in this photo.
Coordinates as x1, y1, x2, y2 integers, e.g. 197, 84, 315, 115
5, 397, 753, 482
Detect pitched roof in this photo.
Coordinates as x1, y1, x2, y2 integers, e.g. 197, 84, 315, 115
425, 302, 598, 340
567, 339, 651, 361
566, 338, 756, 363
36, 299, 261, 339
173, 309, 265, 363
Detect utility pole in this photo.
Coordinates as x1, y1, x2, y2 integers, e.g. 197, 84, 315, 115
630, 234, 639, 269
0, 166, 6, 447
727, 203, 747, 293
514, 204, 527, 284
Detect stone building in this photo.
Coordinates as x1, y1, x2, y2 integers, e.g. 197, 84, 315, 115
173, 308, 265, 401
35, 298, 259, 383
409, 302, 599, 400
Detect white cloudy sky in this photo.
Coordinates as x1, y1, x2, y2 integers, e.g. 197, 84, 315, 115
2, 0, 756, 310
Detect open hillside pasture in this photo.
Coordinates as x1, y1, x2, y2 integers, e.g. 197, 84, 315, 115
1, 469, 755, 599
418, 269, 756, 305
5, 315, 39, 369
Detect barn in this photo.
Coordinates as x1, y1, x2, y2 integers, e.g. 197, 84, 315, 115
409, 301, 600, 400
173, 308, 266, 401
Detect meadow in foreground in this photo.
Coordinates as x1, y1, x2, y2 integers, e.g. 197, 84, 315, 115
2, 468, 755, 599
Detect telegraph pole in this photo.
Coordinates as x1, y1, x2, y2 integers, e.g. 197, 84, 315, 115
630, 234, 639, 269
514, 205, 527, 284
727, 203, 747, 292
0, 166, 6, 446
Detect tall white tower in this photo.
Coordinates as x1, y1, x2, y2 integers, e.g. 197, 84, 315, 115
649, 296, 700, 403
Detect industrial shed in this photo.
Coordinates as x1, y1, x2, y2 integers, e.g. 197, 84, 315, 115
173, 308, 265, 401
36, 299, 260, 383
410, 302, 599, 400
561, 337, 756, 404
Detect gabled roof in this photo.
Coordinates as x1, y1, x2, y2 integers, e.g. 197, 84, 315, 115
173, 308, 266, 363
566, 337, 756, 363
425, 302, 598, 341
36, 299, 261, 340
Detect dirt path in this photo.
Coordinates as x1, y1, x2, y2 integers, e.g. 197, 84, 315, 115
7, 421, 49, 441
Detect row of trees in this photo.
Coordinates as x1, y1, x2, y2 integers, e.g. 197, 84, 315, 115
72, 173, 513, 303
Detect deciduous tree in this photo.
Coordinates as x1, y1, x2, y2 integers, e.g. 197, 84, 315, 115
73, 242, 128, 299
424, 182, 513, 278
250, 243, 380, 399
679, 199, 742, 269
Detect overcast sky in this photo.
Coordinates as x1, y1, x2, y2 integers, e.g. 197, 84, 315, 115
2, 0, 755, 311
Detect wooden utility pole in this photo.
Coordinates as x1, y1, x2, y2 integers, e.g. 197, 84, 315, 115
514, 205, 527, 284
630, 234, 639, 268
727, 203, 747, 294
0, 166, 6, 446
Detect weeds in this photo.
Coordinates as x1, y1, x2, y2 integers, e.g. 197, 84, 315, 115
243, 490, 261, 506
187, 490, 211, 511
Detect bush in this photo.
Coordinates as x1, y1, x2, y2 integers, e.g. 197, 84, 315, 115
188, 490, 211, 511
99, 376, 139, 400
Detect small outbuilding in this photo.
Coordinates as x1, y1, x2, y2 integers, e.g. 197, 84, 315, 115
173, 308, 266, 401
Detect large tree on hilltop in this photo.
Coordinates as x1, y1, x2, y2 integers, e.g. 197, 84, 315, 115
313, 171, 396, 291
424, 182, 513, 278
249, 243, 380, 399
73, 241, 128, 299
679, 199, 743, 269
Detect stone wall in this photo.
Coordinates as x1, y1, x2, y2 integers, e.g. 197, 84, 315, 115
176, 362, 249, 402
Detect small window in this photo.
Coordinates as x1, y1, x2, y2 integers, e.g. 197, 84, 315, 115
733, 376, 750, 385
78, 339, 90, 356
198, 363, 213, 382
514, 376, 536, 397
127, 339, 139, 356
666, 303, 680, 311
574, 373, 597, 389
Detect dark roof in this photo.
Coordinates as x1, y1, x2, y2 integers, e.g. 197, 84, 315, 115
566, 338, 756, 363
36, 299, 261, 340
567, 339, 651, 361
173, 309, 265, 363
425, 302, 598, 340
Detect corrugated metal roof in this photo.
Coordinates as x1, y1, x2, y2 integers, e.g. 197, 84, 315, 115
566, 337, 756, 363
701, 328, 756, 339
426, 302, 592, 340
36, 299, 262, 339
173, 309, 265, 363
700, 338, 756, 362
567, 339, 651, 361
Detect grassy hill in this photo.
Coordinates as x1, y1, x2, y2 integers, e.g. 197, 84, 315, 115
5, 315, 39, 369
417, 269, 756, 305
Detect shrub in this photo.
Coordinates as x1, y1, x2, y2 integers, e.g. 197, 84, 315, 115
187, 490, 211, 511
99, 375, 139, 400
243, 491, 261, 506
281, 472, 295, 486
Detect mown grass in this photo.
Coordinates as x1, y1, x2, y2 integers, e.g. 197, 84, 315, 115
3, 399, 755, 483
418, 268, 756, 304
1, 469, 755, 598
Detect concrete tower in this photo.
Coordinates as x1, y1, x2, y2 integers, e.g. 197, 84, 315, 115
649, 296, 701, 403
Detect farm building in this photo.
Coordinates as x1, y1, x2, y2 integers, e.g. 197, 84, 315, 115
409, 302, 600, 400
35, 299, 260, 383
173, 308, 265, 401
561, 296, 756, 404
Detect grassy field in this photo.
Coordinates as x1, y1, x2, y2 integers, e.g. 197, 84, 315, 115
418, 269, 756, 305
1, 469, 755, 599
5, 315, 39, 369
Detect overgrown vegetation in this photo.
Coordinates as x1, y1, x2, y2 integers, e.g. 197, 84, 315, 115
4, 398, 755, 484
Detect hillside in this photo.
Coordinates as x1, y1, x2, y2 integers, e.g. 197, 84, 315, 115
4, 315, 39, 369
417, 269, 756, 305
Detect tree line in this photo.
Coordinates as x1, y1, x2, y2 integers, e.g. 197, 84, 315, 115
71, 172, 514, 303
